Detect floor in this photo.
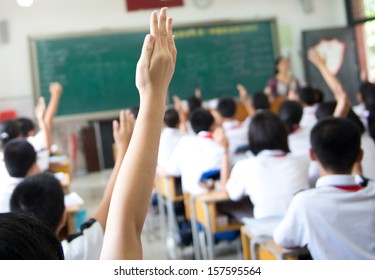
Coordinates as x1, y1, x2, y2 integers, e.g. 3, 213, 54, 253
70, 169, 240, 260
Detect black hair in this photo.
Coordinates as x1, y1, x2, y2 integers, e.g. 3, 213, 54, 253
217, 97, 236, 118
189, 108, 214, 134
313, 87, 325, 104
252, 92, 270, 110
311, 117, 361, 173
315, 101, 365, 135
278, 100, 303, 133
10, 173, 65, 233
362, 85, 375, 143
163, 108, 180, 128
130, 105, 140, 119
3, 139, 36, 178
0, 212, 64, 260
297, 86, 317, 106
17, 117, 35, 137
187, 96, 202, 114
248, 111, 290, 155
0, 120, 20, 147
359, 81, 375, 100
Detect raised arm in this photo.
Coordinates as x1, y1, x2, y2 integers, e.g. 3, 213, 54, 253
237, 84, 255, 117
45, 83, 63, 129
100, 7, 176, 260
91, 110, 135, 232
34, 97, 51, 151
307, 48, 345, 101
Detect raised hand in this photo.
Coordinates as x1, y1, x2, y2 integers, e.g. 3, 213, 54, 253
112, 110, 135, 155
49, 82, 63, 96
307, 48, 325, 69
136, 8, 177, 101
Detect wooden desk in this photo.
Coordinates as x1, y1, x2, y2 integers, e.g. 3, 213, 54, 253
241, 225, 309, 260
191, 190, 243, 260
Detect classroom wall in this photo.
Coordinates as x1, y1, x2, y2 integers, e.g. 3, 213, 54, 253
0, 0, 346, 172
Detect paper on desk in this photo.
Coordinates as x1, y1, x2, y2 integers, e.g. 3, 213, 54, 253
242, 216, 283, 238
64, 192, 84, 207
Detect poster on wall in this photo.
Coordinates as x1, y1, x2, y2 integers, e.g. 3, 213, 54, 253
126, 0, 184, 11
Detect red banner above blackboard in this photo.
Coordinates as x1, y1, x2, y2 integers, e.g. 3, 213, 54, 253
126, 0, 184, 11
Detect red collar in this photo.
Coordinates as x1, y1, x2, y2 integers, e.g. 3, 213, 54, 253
334, 185, 363, 192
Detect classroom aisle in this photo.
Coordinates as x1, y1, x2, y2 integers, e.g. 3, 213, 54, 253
70, 169, 239, 260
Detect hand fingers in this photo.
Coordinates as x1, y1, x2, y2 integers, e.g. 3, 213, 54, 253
138, 34, 155, 69
150, 10, 158, 36
167, 18, 177, 63
159, 7, 168, 38
113, 120, 119, 141
119, 110, 126, 128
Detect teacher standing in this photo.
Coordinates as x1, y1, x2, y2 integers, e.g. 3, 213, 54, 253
264, 57, 299, 99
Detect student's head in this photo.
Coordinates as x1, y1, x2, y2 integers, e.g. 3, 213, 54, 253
275, 56, 290, 74
278, 100, 303, 133
217, 97, 236, 118
0, 120, 20, 147
315, 101, 365, 135
362, 85, 375, 142
252, 92, 270, 110
0, 212, 64, 260
313, 87, 324, 104
187, 96, 202, 114
163, 108, 180, 128
17, 117, 36, 137
310, 118, 362, 174
189, 108, 215, 134
4, 139, 37, 178
10, 173, 66, 235
358, 81, 375, 105
297, 86, 316, 106
248, 111, 290, 155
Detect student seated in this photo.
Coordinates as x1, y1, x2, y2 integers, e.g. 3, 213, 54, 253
278, 100, 310, 157
10, 110, 134, 260
0, 212, 64, 260
17, 83, 63, 171
216, 96, 248, 162
273, 118, 375, 259
293, 86, 319, 130
353, 81, 375, 125
165, 108, 225, 195
0, 139, 40, 213
157, 108, 185, 171
221, 111, 309, 220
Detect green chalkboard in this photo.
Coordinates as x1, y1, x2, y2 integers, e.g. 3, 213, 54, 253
30, 19, 278, 119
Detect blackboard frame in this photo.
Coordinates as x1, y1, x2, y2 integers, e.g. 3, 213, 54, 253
29, 18, 279, 122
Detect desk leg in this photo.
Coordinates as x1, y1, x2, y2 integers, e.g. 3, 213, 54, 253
241, 229, 251, 260
203, 202, 215, 260
166, 197, 179, 259
157, 192, 167, 240
190, 196, 201, 260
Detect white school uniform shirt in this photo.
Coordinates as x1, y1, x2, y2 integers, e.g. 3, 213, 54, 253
0, 176, 23, 213
273, 175, 375, 260
361, 132, 375, 181
158, 127, 185, 169
353, 103, 368, 127
300, 105, 317, 131
287, 126, 311, 157
226, 150, 309, 219
166, 131, 224, 196
62, 219, 104, 260
27, 131, 49, 171
222, 120, 248, 161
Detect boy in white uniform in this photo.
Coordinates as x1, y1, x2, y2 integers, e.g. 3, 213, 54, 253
273, 118, 375, 259
166, 108, 225, 196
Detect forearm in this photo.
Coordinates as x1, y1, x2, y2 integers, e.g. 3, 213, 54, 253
101, 97, 165, 259
44, 94, 62, 129
316, 64, 344, 100
220, 152, 230, 192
